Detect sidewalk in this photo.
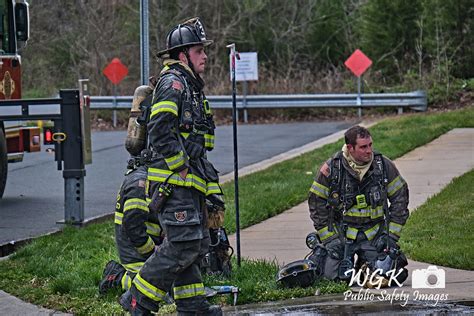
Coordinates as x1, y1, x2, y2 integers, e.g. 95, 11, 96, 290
228, 128, 474, 300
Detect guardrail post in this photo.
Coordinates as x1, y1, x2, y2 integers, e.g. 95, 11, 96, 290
60, 89, 85, 225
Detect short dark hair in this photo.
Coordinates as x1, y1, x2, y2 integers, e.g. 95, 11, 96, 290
344, 125, 371, 146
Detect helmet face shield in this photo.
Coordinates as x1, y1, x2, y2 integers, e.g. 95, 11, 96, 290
276, 259, 319, 288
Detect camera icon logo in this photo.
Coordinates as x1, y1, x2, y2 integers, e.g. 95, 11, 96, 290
412, 265, 445, 289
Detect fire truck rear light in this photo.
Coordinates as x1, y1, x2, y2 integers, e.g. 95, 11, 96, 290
44, 128, 54, 145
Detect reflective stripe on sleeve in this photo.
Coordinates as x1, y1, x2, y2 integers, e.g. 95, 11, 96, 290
150, 100, 178, 119
317, 226, 336, 241
309, 181, 329, 199
136, 236, 155, 255
389, 222, 403, 237
123, 262, 144, 273
164, 151, 185, 171
114, 211, 123, 225
133, 273, 167, 302
387, 175, 406, 197
173, 283, 205, 300
145, 222, 162, 236
346, 227, 358, 240
121, 272, 133, 290
206, 182, 222, 195
204, 133, 215, 149
123, 198, 149, 213
364, 223, 381, 241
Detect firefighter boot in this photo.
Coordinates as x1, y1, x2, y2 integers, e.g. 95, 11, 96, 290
177, 305, 223, 316
99, 260, 125, 294
119, 290, 154, 316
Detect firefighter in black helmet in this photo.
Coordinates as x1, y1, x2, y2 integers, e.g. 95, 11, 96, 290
119, 17, 224, 316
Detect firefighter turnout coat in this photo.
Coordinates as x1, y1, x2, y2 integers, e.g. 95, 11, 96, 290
309, 151, 409, 244
114, 166, 162, 289
131, 60, 222, 312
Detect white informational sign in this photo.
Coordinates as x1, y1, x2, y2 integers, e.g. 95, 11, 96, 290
230, 52, 258, 82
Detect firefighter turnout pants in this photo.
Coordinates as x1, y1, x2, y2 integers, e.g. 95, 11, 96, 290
131, 185, 211, 312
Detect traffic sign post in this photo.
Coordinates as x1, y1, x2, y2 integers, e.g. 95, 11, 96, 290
344, 49, 372, 117
103, 58, 128, 127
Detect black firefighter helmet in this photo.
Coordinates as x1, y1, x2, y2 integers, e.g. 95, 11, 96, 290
157, 17, 213, 58
276, 259, 319, 288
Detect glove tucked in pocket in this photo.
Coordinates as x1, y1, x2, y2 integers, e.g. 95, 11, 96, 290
161, 208, 202, 242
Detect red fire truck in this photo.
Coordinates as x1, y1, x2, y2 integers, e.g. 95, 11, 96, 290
0, 0, 36, 198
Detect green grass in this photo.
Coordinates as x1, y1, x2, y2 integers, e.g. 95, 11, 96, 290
399, 169, 474, 270
0, 107, 472, 314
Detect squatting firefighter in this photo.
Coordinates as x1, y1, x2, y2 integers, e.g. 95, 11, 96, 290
308, 125, 410, 286
120, 17, 224, 316
99, 161, 162, 294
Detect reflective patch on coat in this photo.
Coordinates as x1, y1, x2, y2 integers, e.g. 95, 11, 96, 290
175, 211, 187, 222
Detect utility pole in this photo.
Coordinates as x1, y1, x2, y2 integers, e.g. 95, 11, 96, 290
140, 0, 149, 85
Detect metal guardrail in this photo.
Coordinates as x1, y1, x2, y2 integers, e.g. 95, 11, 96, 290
90, 90, 427, 112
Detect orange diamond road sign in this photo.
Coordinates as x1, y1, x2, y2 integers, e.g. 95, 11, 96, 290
345, 49, 372, 77
103, 58, 128, 85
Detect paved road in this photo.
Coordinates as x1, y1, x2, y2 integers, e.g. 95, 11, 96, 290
0, 120, 356, 245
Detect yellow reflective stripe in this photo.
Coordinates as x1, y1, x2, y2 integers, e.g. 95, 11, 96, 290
173, 283, 205, 300
344, 207, 372, 217
123, 262, 145, 273
309, 181, 329, 199
134, 273, 167, 302
204, 133, 214, 149
121, 272, 133, 290
150, 100, 178, 118
181, 132, 190, 139
317, 226, 336, 241
160, 65, 170, 74
137, 236, 155, 254
370, 206, 384, 219
146, 222, 162, 236
389, 222, 403, 236
148, 168, 207, 194
387, 176, 405, 197
124, 198, 149, 213
165, 151, 185, 171
364, 223, 380, 241
203, 99, 211, 115
115, 211, 123, 225
206, 182, 222, 195
346, 227, 358, 240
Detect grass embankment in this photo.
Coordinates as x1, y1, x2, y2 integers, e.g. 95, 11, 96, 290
400, 169, 474, 270
0, 107, 472, 314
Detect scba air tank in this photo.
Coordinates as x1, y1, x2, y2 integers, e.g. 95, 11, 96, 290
125, 85, 153, 156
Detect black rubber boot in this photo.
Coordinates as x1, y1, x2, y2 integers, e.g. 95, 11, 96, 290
119, 290, 154, 316
99, 260, 126, 294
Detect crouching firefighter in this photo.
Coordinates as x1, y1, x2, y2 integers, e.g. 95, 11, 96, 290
307, 125, 410, 287
120, 17, 224, 316
99, 161, 163, 294
100, 85, 162, 295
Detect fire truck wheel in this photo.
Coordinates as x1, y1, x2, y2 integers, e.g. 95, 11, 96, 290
0, 128, 7, 199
